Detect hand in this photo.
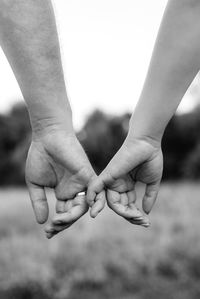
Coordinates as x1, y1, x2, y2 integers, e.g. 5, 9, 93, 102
25, 127, 105, 238
87, 136, 163, 226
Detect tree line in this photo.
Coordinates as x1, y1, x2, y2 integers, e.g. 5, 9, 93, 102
1, 102, 200, 185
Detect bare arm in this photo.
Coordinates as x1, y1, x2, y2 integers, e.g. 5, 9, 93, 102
87, 0, 200, 220
0, 0, 104, 232
130, 0, 200, 142
0, 0, 72, 134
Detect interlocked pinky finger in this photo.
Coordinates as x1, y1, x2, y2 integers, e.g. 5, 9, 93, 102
87, 177, 105, 207
90, 190, 106, 218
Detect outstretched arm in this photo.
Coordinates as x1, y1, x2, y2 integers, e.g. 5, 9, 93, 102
129, 0, 200, 142
0, 0, 105, 236
0, 0, 72, 134
87, 0, 200, 221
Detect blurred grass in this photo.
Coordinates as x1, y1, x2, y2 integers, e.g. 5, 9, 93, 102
0, 183, 200, 299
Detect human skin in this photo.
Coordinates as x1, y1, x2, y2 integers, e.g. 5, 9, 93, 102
0, 0, 108, 238
0, 0, 149, 238
87, 0, 200, 223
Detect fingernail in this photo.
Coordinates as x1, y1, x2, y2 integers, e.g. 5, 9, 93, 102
134, 216, 144, 221
91, 212, 98, 219
45, 228, 54, 233
46, 233, 53, 239
142, 222, 150, 228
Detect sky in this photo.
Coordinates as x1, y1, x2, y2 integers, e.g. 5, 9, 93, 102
0, 0, 199, 129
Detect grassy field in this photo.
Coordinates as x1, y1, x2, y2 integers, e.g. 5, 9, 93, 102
1, 183, 200, 299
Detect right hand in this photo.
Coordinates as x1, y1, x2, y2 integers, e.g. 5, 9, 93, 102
87, 136, 163, 225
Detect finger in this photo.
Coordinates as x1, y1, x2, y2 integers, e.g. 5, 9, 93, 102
99, 141, 149, 184
107, 190, 143, 219
27, 182, 49, 224
45, 222, 72, 239
128, 216, 150, 228
65, 199, 73, 211
55, 182, 85, 202
56, 200, 66, 213
55, 191, 85, 213
127, 189, 137, 204
142, 183, 160, 214
52, 195, 88, 225
87, 177, 105, 207
120, 193, 129, 206
90, 191, 106, 218
109, 176, 134, 193
87, 142, 148, 205
45, 222, 72, 234
127, 189, 145, 217
52, 206, 86, 225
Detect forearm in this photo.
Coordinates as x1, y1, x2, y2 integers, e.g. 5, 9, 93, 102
129, 0, 200, 143
0, 0, 72, 135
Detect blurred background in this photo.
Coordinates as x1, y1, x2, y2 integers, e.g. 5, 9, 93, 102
1, 0, 200, 298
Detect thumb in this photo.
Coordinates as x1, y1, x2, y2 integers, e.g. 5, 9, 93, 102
90, 190, 106, 218
26, 182, 49, 224
101, 140, 147, 183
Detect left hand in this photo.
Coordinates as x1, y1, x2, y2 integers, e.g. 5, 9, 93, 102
25, 127, 105, 238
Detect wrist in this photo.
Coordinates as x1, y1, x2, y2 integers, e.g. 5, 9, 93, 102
26, 92, 73, 136
126, 130, 162, 150
30, 109, 74, 141
128, 117, 163, 148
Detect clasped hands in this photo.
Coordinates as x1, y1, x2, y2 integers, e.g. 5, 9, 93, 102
25, 122, 163, 239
